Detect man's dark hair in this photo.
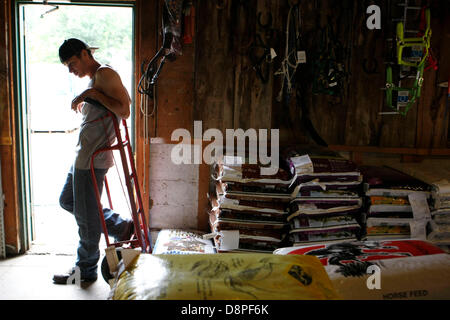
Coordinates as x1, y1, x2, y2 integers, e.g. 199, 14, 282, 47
58, 38, 93, 63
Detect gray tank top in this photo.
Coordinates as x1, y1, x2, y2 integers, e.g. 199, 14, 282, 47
73, 66, 119, 170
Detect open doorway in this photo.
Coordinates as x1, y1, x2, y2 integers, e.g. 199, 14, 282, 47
15, 2, 135, 254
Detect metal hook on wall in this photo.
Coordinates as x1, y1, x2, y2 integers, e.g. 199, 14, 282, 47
40, 0, 59, 19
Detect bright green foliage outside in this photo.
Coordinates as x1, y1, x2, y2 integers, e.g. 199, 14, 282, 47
25, 5, 132, 67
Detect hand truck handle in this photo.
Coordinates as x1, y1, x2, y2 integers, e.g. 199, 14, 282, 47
83, 97, 110, 113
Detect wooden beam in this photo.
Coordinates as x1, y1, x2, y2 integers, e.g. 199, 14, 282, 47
0, 137, 12, 146
328, 144, 450, 156
0, 0, 21, 254
400, 154, 424, 163
134, 0, 158, 229
350, 151, 363, 165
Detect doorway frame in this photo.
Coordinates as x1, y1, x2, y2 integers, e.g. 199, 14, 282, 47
12, 0, 138, 251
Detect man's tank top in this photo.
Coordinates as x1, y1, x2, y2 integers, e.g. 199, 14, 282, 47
73, 65, 119, 170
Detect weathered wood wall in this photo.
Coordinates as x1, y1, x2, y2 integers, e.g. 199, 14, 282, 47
0, 0, 21, 253
1, 0, 450, 251
194, 0, 450, 149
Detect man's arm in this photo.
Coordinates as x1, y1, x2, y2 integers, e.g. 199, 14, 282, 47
72, 67, 131, 119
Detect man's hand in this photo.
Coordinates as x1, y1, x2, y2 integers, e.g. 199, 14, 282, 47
71, 96, 83, 113
71, 88, 95, 113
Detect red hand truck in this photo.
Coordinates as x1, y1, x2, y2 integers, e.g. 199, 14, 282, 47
85, 98, 152, 282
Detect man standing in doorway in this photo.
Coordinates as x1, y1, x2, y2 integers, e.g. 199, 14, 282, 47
53, 38, 134, 284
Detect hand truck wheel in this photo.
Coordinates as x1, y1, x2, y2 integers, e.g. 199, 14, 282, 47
101, 248, 122, 283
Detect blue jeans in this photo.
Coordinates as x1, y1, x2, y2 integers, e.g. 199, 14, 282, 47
59, 167, 130, 279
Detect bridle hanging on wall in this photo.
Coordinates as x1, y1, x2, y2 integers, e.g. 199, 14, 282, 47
248, 12, 280, 84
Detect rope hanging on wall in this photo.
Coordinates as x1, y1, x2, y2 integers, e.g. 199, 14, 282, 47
274, 3, 303, 101
274, 1, 327, 147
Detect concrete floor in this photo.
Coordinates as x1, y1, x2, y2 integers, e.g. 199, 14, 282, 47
0, 252, 112, 300
0, 204, 113, 300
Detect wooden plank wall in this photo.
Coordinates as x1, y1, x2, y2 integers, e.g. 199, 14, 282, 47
195, 0, 280, 132
416, 3, 450, 149
1, 0, 449, 251
0, 0, 21, 253
194, 0, 450, 149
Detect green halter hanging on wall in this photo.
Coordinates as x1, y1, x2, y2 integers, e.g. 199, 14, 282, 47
385, 7, 431, 116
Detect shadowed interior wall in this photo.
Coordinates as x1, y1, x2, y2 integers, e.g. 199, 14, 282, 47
1, 0, 449, 250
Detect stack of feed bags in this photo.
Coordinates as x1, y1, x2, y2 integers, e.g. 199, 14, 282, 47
427, 179, 450, 250
208, 154, 295, 252
282, 145, 364, 246
360, 165, 432, 241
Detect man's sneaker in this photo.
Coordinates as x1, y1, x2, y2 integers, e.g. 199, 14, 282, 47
53, 268, 97, 285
